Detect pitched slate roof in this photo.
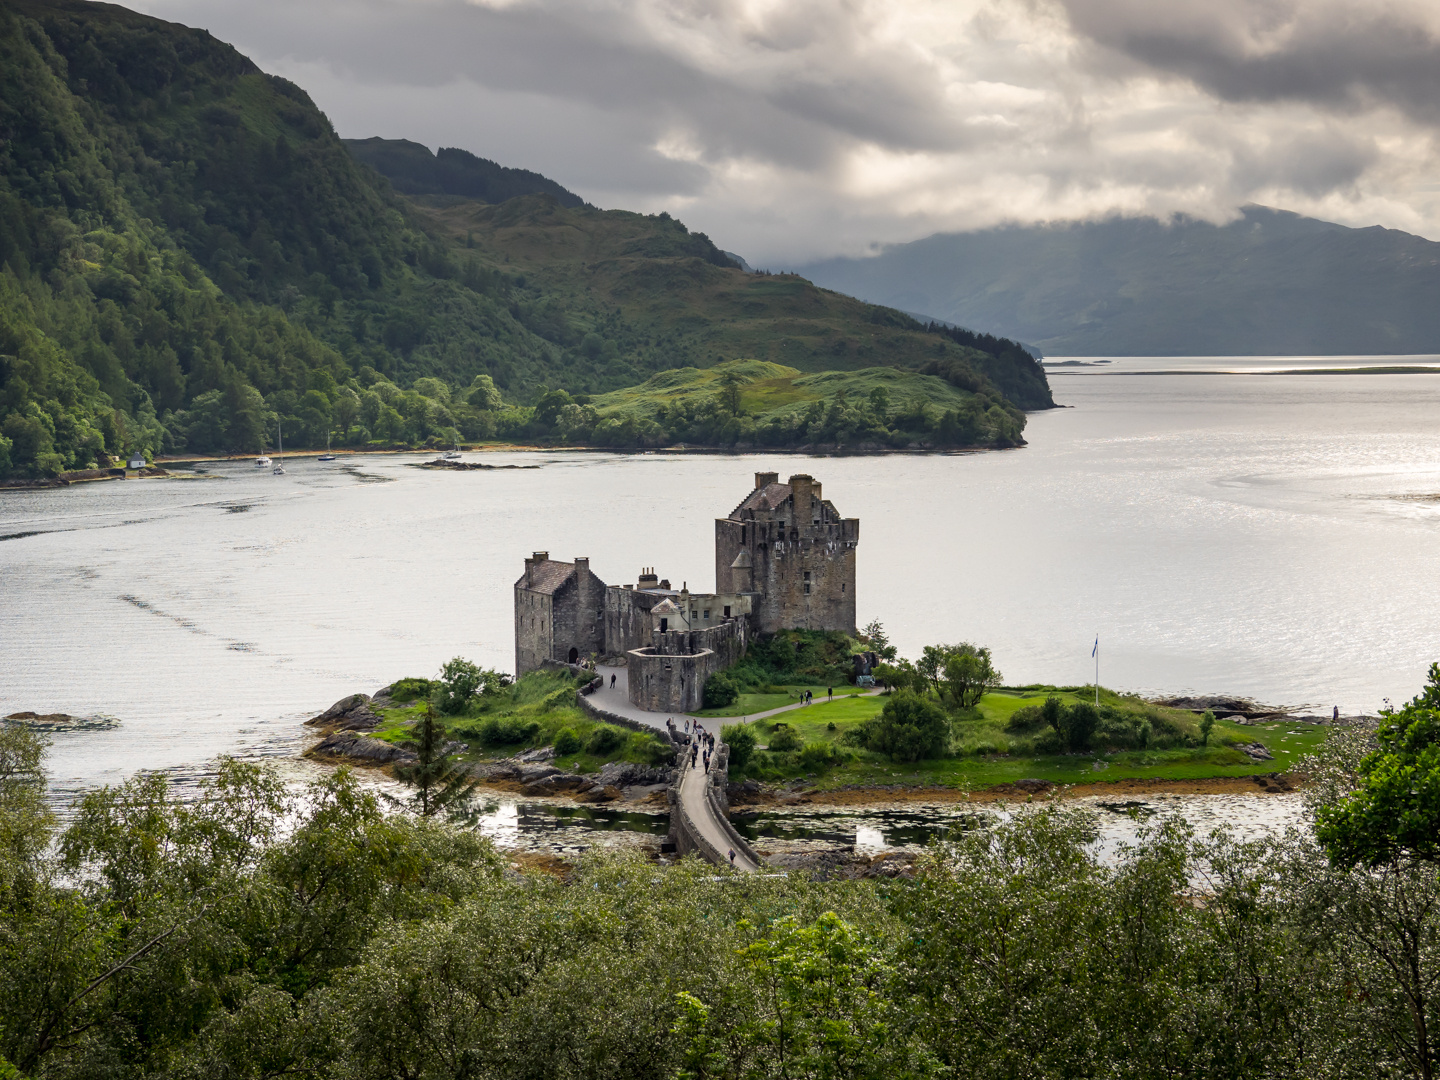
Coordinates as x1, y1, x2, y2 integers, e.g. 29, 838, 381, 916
734, 481, 792, 516
516, 559, 575, 595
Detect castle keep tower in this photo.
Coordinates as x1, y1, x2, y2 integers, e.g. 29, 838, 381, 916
514, 553, 607, 675
714, 472, 859, 635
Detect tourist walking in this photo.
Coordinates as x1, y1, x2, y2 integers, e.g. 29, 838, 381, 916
610, 673, 616, 689
828, 687, 833, 701
728, 848, 736, 865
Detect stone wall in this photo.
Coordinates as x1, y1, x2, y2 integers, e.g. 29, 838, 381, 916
604, 585, 663, 656
514, 589, 555, 676
626, 618, 748, 713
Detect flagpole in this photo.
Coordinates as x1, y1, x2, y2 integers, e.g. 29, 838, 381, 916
1094, 635, 1099, 707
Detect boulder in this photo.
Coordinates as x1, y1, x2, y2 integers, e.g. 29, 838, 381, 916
307, 693, 380, 730
515, 746, 557, 763
309, 731, 415, 765
470, 761, 519, 781
1236, 742, 1274, 761
593, 761, 673, 789
517, 763, 563, 785
522, 773, 596, 796
576, 785, 623, 803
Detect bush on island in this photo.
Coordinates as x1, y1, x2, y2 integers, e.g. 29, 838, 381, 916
390, 677, 434, 703
586, 725, 624, 755
553, 727, 583, 756
477, 717, 540, 747
857, 689, 950, 762
767, 724, 803, 753
436, 657, 512, 714
721, 722, 756, 769
703, 672, 740, 709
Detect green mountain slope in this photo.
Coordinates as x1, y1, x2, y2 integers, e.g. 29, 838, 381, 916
0, 0, 1050, 477
413, 195, 1053, 409
796, 206, 1440, 356
344, 137, 585, 207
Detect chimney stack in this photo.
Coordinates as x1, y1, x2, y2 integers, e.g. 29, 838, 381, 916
789, 474, 814, 528
755, 471, 779, 491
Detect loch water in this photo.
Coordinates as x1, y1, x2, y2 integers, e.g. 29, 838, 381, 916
4, 354, 1440, 847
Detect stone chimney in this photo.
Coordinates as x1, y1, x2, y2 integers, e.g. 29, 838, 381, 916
755, 471, 779, 491
575, 556, 589, 579
525, 551, 549, 587
638, 567, 659, 589
789, 474, 814, 528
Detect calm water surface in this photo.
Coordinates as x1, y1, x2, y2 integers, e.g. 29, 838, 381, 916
4, 355, 1439, 826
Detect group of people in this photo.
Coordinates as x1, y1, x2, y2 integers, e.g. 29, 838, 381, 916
674, 717, 716, 772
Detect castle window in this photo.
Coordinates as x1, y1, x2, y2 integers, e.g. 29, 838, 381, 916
660, 618, 668, 633
741, 526, 746, 544
703, 609, 710, 620
805, 583, 811, 595
724, 605, 731, 617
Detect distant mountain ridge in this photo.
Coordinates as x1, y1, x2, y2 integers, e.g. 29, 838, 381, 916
796, 207, 1440, 355
344, 137, 585, 208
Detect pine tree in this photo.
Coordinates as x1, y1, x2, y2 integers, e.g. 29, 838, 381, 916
391, 704, 484, 821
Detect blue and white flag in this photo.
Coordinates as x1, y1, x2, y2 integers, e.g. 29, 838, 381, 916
1091, 636, 1098, 657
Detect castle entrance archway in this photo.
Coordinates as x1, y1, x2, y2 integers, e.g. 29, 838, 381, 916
568, 647, 579, 664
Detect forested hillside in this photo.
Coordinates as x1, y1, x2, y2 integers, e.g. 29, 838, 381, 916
0, 0, 1050, 477
344, 137, 585, 207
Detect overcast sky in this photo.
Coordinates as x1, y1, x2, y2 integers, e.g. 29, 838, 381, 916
132, 0, 1440, 263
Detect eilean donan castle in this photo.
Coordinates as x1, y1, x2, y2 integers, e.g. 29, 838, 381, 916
515, 472, 859, 711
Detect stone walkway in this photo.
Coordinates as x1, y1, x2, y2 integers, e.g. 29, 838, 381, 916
588, 665, 881, 874
678, 751, 761, 872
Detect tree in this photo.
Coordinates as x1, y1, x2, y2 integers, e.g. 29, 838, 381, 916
942, 645, 1002, 709
436, 657, 509, 714
1062, 702, 1098, 753
722, 722, 757, 771
860, 690, 950, 762
917, 644, 953, 696
1200, 711, 1215, 746
861, 619, 897, 661
874, 660, 924, 695
704, 672, 740, 709
0, 724, 55, 890
1317, 662, 1440, 868
391, 706, 483, 821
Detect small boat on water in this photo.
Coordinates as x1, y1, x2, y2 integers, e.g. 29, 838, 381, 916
317, 434, 336, 461
442, 437, 462, 460
255, 455, 271, 468
272, 422, 286, 475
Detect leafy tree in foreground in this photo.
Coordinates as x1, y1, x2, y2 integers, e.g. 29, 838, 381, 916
722, 722, 757, 770
1317, 662, 1440, 868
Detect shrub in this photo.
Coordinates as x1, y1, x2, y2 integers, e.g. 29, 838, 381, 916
631, 732, 674, 765
723, 722, 757, 770
703, 672, 740, 709
767, 725, 803, 753
436, 657, 512, 713
1005, 705, 1045, 733
586, 725, 625, 755
554, 727, 582, 756
1042, 695, 1063, 731
390, 677, 434, 703
1063, 702, 1099, 752
477, 716, 540, 747
857, 690, 950, 762
543, 688, 575, 711
798, 741, 847, 770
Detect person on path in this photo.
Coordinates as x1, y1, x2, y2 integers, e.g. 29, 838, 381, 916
828, 687, 833, 701
728, 848, 736, 865
610, 673, 616, 688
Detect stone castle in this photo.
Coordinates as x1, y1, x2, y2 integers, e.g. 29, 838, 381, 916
515, 472, 859, 711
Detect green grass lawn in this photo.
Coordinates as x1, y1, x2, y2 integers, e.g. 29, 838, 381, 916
693, 685, 869, 718
729, 688, 1328, 790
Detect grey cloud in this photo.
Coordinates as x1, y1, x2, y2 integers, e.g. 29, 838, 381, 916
134, 0, 1440, 260
1061, 0, 1440, 123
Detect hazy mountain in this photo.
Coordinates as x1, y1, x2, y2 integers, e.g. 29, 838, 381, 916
795, 207, 1440, 355
343, 137, 585, 207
